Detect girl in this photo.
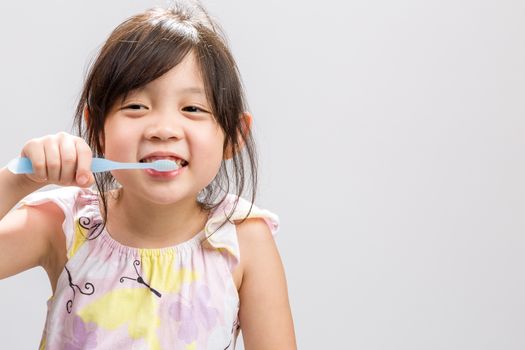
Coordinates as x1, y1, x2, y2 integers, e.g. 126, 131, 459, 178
0, 1, 296, 349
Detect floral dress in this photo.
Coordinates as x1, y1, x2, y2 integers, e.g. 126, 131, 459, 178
18, 186, 279, 350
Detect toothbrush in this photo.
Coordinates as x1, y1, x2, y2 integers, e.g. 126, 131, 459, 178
6, 157, 179, 175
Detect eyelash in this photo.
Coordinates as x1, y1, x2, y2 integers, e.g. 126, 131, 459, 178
123, 105, 209, 114
123, 104, 147, 110
182, 106, 208, 113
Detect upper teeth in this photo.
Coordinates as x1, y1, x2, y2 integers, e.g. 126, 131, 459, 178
142, 156, 186, 166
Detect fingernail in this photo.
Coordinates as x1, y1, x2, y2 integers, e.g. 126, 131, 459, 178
77, 175, 88, 185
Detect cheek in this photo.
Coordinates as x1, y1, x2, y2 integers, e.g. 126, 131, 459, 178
190, 129, 225, 173
195, 128, 225, 159
103, 121, 138, 158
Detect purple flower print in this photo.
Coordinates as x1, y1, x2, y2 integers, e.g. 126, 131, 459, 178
169, 285, 219, 344
171, 302, 199, 343
63, 315, 98, 350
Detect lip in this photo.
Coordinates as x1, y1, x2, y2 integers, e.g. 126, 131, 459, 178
139, 151, 187, 162
145, 165, 186, 179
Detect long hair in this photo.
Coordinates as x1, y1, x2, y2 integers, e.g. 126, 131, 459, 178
73, 0, 257, 232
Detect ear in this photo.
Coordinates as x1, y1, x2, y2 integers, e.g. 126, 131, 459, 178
224, 112, 253, 160
84, 105, 105, 153
83, 105, 90, 125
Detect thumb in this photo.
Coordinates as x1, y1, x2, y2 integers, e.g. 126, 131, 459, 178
85, 173, 96, 187
76, 172, 96, 188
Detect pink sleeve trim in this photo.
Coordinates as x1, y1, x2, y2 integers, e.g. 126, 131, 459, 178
16, 186, 84, 255
202, 194, 280, 266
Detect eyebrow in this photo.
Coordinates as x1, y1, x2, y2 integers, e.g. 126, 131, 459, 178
177, 87, 206, 95
126, 86, 206, 97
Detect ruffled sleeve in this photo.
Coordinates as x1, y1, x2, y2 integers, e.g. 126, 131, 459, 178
202, 194, 280, 268
16, 186, 88, 258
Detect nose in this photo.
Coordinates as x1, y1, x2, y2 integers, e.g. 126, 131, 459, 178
143, 111, 183, 141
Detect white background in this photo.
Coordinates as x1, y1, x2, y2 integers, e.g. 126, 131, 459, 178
0, 0, 524, 349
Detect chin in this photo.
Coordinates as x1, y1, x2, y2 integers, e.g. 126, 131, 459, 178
143, 189, 197, 206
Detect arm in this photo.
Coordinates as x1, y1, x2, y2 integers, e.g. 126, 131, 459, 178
0, 132, 94, 280
0, 165, 43, 219
0, 166, 63, 279
236, 218, 297, 350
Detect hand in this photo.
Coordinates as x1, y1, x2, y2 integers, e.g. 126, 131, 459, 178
20, 132, 95, 187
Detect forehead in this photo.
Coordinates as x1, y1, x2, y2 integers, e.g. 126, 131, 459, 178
159, 51, 204, 86
129, 51, 206, 96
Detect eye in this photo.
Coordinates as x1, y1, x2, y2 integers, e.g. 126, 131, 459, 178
182, 106, 209, 113
123, 104, 148, 110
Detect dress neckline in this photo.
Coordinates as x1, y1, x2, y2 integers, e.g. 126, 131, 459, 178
83, 188, 209, 257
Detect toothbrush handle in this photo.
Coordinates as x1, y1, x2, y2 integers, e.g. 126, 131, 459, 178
6, 157, 149, 174
7, 157, 33, 174
90, 158, 149, 172
90, 158, 141, 172
91, 158, 119, 173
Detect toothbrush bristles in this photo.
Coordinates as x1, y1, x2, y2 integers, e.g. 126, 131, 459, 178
151, 159, 179, 172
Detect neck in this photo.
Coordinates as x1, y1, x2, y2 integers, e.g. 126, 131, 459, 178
103, 188, 209, 248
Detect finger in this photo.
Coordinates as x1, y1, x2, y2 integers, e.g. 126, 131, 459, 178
74, 139, 93, 187
22, 141, 47, 183
44, 137, 61, 183
58, 135, 77, 184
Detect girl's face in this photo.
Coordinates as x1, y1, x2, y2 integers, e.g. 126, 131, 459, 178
102, 52, 225, 205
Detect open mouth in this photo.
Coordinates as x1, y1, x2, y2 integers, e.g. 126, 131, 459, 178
139, 156, 188, 168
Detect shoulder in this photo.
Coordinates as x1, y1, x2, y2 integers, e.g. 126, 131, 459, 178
17, 185, 95, 213
234, 219, 297, 348
202, 195, 296, 346
232, 216, 278, 286
204, 194, 279, 285
26, 200, 67, 270
204, 194, 279, 262
206, 194, 279, 234
0, 189, 66, 280
16, 186, 82, 239
234, 216, 282, 283
235, 217, 277, 265
18, 197, 65, 244
16, 186, 95, 269
236, 216, 274, 240
230, 196, 280, 270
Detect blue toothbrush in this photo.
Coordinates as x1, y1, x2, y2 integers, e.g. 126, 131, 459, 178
6, 157, 179, 174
